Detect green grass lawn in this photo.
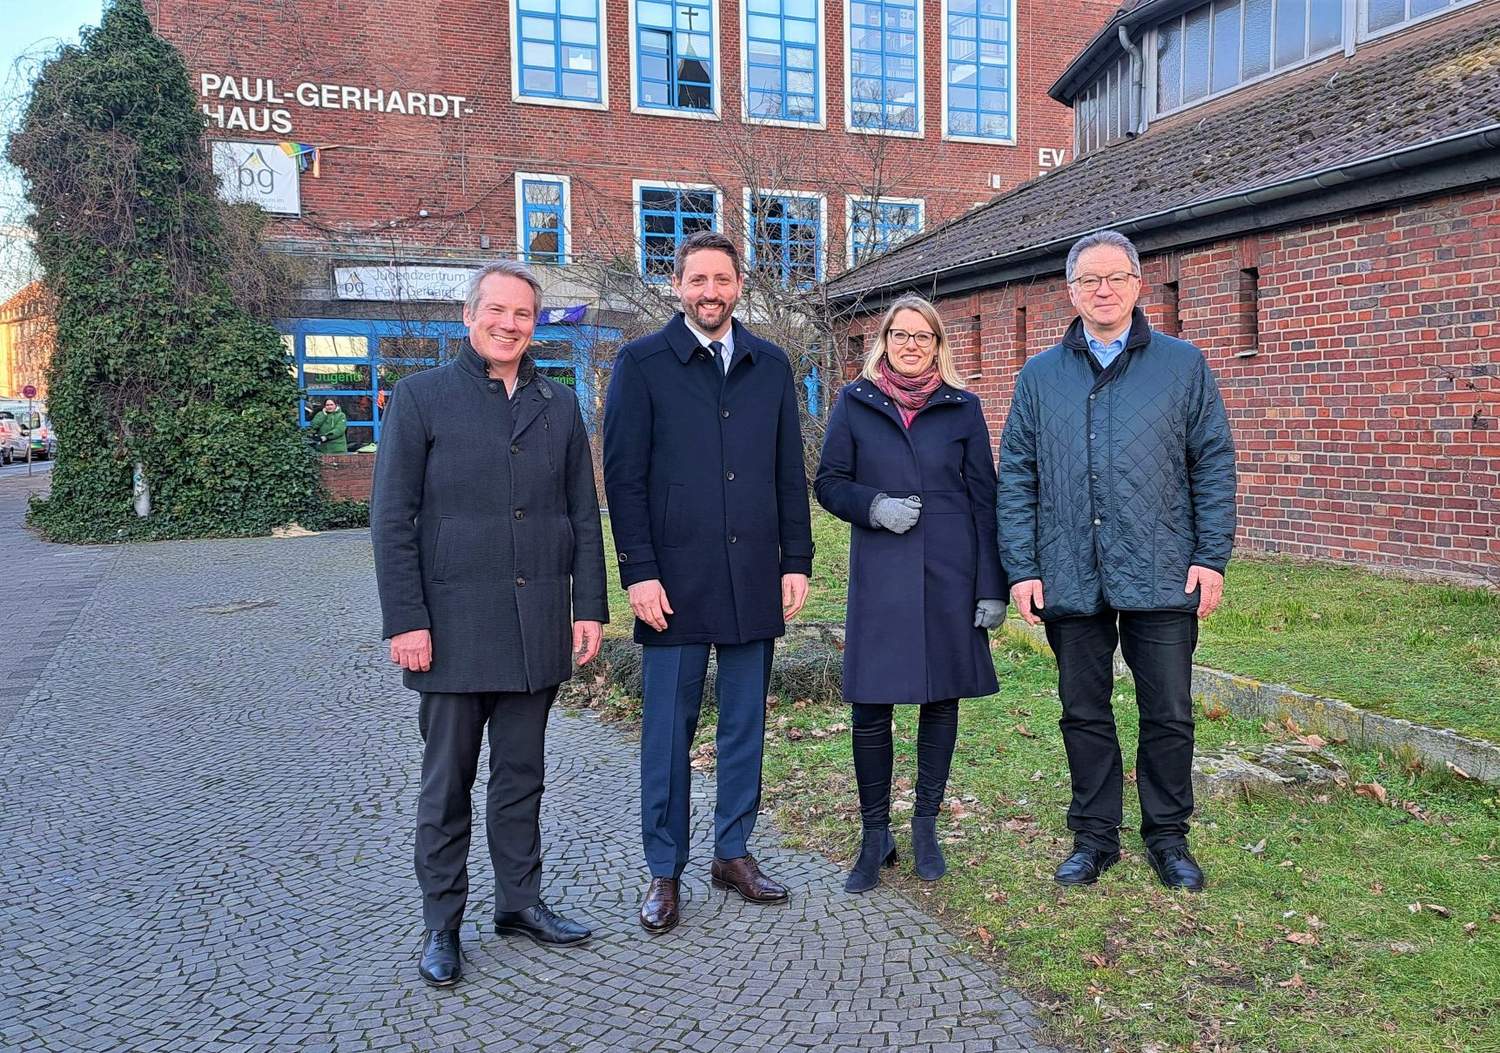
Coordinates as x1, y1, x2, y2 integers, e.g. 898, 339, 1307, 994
601, 510, 1500, 741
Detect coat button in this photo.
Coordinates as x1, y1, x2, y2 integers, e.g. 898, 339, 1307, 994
516, 576, 527, 586
488, 382, 499, 392
511, 443, 520, 454
722, 409, 730, 418
619, 552, 629, 562
1089, 393, 1096, 400
726, 471, 735, 481
514, 509, 525, 520
1093, 518, 1102, 526
1089, 432, 1097, 439
728, 535, 738, 544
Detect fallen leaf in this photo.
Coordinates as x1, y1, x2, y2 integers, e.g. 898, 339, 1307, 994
985, 890, 1009, 904
1446, 762, 1474, 780
1244, 838, 1267, 856
1389, 941, 1420, 954
1084, 952, 1109, 969
975, 926, 994, 944
786, 727, 804, 741
1305, 915, 1325, 930
1014, 723, 1037, 739
1354, 781, 1389, 805
1464, 922, 1479, 936
1029, 770, 1044, 782
1295, 733, 1327, 748
1424, 903, 1452, 918
1285, 932, 1318, 946
1277, 973, 1305, 989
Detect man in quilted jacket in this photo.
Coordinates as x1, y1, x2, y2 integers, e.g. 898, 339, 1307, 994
997, 229, 1237, 891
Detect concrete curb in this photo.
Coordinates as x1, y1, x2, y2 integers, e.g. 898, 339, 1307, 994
1002, 621, 1500, 786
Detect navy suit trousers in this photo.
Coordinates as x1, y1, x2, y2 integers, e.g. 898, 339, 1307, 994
640, 640, 774, 878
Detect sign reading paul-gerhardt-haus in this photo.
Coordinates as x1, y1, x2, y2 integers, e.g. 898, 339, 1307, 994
197, 73, 473, 135
212, 141, 300, 215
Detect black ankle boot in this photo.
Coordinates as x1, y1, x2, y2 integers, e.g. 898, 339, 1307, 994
845, 826, 898, 893
911, 816, 946, 881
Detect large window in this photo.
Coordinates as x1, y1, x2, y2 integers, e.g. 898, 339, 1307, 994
744, 0, 821, 124
847, 196, 923, 267
515, 173, 570, 264
636, 183, 719, 279
514, 0, 605, 106
635, 0, 716, 114
746, 190, 824, 287
1155, 0, 1342, 114
1362, 0, 1473, 36
944, 0, 1013, 141
847, 0, 920, 134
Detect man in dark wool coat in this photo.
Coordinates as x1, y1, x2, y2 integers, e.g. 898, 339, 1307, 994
371, 259, 608, 988
603, 231, 814, 935
998, 229, 1237, 893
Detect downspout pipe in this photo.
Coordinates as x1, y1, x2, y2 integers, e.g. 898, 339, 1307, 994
1118, 25, 1145, 136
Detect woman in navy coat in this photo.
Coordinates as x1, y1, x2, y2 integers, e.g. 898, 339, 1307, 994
814, 294, 1007, 893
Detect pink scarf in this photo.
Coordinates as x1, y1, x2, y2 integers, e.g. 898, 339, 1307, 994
874, 357, 942, 428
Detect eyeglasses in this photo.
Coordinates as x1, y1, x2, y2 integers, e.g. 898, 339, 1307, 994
888, 329, 936, 347
1070, 272, 1139, 293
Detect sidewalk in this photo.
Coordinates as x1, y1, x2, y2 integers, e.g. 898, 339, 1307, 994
0, 498, 1061, 1053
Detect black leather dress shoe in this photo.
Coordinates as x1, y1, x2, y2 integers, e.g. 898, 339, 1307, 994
1053, 847, 1121, 886
640, 877, 680, 934
418, 928, 462, 987
1146, 845, 1206, 890
494, 902, 592, 946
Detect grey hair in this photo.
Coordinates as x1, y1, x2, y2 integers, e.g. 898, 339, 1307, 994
465, 258, 543, 316
1065, 229, 1141, 282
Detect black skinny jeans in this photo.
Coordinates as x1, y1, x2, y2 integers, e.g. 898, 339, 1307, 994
850, 700, 959, 827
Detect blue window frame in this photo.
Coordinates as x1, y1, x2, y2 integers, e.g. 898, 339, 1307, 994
636, 0, 715, 112
849, 198, 922, 266
638, 185, 718, 279
516, 0, 604, 103
747, 191, 822, 287
744, 0, 820, 123
519, 177, 567, 263
849, 0, 919, 132
946, 0, 1012, 140
281, 318, 616, 446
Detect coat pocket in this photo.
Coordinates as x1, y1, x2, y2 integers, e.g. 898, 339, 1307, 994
431, 516, 454, 582
663, 483, 687, 549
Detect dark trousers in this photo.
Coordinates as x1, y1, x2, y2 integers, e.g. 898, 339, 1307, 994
415, 687, 557, 931
850, 700, 959, 826
1043, 609, 1198, 853
640, 640, 774, 878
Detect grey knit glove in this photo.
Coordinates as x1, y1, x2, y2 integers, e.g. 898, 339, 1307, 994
869, 494, 921, 534
974, 599, 1007, 630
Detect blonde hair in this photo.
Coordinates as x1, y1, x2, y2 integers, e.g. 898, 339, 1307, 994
860, 294, 966, 390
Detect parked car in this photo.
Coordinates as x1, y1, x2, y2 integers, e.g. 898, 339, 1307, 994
0, 404, 48, 460
0, 419, 27, 465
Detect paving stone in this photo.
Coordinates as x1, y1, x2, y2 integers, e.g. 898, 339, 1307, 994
0, 487, 1063, 1052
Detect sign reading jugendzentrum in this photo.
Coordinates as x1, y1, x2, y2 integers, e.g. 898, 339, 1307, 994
197, 74, 472, 135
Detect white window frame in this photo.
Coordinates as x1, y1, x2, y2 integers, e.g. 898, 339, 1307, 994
939, 0, 1019, 146
842, 0, 926, 139
510, 0, 611, 112
628, 0, 724, 121
513, 171, 573, 265
741, 186, 828, 284
740, 0, 828, 129
631, 179, 723, 281
1356, 0, 1481, 42
844, 194, 924, 268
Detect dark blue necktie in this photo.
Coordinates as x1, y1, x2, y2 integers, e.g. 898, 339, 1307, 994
709, 340, 726, 376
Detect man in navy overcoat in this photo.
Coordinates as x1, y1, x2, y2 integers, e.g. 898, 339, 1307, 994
603, 231, 814, 934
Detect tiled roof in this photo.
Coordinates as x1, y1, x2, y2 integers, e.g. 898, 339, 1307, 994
828, 9, 1500, 302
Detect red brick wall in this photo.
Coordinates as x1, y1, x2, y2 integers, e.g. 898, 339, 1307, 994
319, 453, 374, 503
149, 0, 1114, 273
842, 186, 1500, 583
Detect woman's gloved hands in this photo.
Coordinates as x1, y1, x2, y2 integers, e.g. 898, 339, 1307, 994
869, 494, 922, 534
973, 598, 1007, 630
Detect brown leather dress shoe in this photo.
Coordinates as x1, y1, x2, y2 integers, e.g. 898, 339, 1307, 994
639, 877, 680, 934
710, 854, 790, 903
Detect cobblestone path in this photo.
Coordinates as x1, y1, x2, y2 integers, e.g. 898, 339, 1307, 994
0, 486, 1061, 1053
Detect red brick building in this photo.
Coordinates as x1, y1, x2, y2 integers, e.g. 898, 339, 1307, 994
0, 281, 53, 401
148, 0, 1114, 451
828, 0, 1500, 583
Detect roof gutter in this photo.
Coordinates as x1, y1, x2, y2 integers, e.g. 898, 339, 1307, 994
828, 123, 1500, 307
1117, 25, 1146, 136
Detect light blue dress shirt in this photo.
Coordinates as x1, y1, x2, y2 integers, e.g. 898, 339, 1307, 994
1085, 330, 1126, 370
